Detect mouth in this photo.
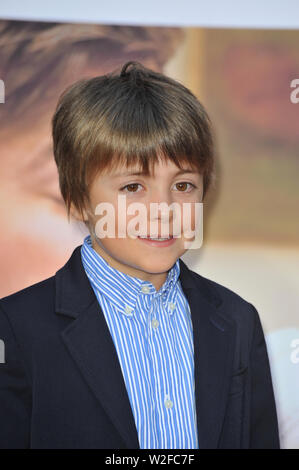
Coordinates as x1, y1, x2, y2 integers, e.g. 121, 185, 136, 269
137, 235, 176, 247
138, 235, 173, 240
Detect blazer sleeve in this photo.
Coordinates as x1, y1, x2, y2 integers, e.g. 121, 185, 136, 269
0, 304, 32, 449
249, 304, 280, 449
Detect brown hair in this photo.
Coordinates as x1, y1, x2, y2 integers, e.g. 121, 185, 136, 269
52, 60, 215, 222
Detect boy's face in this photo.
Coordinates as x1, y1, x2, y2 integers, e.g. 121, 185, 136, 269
74, 157, 203, 290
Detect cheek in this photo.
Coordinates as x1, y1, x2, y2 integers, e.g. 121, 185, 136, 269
91, 191, 120, 235
114, 199, 148, 236
180, 201, 202, 236
97, 231, 138, 260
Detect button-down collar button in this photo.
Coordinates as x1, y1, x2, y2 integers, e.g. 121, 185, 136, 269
124, 305, 133, 316
168, 302, 176, 311
141, 285, 150, 294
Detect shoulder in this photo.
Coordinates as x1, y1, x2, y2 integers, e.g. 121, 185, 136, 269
197, 270, 252, 306
185, 265, 258, 331
184, 260, 254, 307
0, 243, 84, 335
0, 275, 56, 334
0, 275, 55, 311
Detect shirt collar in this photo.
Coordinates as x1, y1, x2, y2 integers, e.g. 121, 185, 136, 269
80, 235, 180, 317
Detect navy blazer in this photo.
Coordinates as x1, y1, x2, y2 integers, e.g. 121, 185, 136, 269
0, 244, 280, 449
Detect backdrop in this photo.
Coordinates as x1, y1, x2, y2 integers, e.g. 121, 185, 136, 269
0, 14, 298, 448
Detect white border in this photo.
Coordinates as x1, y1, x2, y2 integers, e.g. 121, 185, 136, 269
0, 0, 298, 29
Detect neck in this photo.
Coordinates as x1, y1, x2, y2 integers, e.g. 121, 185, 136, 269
91, 235, 168, 292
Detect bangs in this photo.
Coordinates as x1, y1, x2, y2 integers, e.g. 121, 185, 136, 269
84, 126, 207, 186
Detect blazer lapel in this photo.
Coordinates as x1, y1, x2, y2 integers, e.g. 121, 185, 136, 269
179, 258, 236, 449
55, 246, 139, 449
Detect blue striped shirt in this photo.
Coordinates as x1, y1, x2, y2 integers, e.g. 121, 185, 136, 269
81, 234, 198, 449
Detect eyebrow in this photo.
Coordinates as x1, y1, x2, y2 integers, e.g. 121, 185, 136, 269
112, 168, 199, 178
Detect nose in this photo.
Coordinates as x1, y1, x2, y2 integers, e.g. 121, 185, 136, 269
147, 189, 177, 232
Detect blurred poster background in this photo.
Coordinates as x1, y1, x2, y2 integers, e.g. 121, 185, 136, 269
0, 13, 298, 448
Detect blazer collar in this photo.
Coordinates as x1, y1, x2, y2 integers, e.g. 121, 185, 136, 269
55, 244, 235, 449
55, 245, 95, 319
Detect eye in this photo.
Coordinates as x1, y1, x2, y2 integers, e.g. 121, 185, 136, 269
120, 183, 143, 193
174, 182, 197, 192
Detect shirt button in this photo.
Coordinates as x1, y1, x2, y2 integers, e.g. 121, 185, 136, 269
141, 285, 150, 294
124, 305, 133, 316
151, 318, 159, 329
165, 398, 173, 409
168, 302, 176, 311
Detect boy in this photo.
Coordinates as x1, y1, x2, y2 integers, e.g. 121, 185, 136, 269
0, 61, 280, 449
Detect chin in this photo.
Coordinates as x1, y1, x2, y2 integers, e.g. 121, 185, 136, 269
136, 258, 175, 275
